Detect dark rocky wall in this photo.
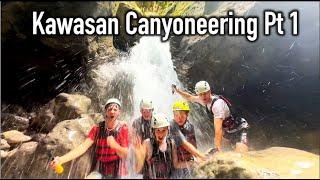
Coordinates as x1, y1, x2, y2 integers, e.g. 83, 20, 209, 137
171, 2, 320, 152
1, 2, 99, 110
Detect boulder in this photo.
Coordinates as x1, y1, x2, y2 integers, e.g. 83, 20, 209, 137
29, 109, 55, 133
1, 150, 9, 158
0, 148, 18, 159
2, 130, 32, 144
53, 93, 92, 121
19, 141, 39, 154
1, 113, 29, 131
194, 147, 319, 179
29, 93, 92, 132
1, 115, 96, 179
1, 142, 38, 178
1, 139, 11, 150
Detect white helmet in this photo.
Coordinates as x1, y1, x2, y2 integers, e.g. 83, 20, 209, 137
151, 113, 170, 129
140, 98, 154, 110
195, 81, 211, 94
104, 98, 121, 109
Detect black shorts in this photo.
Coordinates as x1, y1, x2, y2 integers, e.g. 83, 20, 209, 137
223, 128, 249, 148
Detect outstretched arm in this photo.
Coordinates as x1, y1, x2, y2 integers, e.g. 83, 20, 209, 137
172, 140, 194, 169
214, 118, 223, 151
172, 84, 199, 103
181, 140, 205, 160
50, 138, 94, 168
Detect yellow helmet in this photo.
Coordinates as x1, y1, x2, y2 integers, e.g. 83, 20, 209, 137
172, 101, 190, 111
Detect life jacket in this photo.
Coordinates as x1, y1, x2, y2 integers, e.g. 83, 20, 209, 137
143, 137, 173, 179
135, 117, 153, 141
205, 95, 246, 133
176, 121, 197, 162
91, 121, 123, 178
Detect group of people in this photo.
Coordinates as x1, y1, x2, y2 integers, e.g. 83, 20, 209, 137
49, 81, 249, 179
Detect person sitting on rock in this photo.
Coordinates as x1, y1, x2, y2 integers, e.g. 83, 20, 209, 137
133, 113, 194, 179
172, 81, 249, 153
132, 98, 154, 141
49, 98, 129, 179
170, 100, 206, 178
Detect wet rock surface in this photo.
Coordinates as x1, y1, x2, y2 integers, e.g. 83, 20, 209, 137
171, 1, 320, 151
0, 93, 101, 178
194, 147, 319, 179
1, 113, 30, 131
1, 116, 96, 179
0, 139, 11, 150
29, 93, 92, 132
2, 130, 32, 144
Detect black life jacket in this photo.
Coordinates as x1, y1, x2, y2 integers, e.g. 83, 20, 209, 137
176, 121, 197, 162
90, 121, 122, 177
136, 117, 153, 141
143, 137, 173, 179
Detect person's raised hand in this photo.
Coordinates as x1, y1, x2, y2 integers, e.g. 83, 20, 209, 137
49, 156, 61, 170
172, 84, 178, 94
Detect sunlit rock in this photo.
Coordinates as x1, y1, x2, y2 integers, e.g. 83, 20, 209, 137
1, 115, 96, 179
29, 93, 93, 133
2, 130, 32, 144
81, 113, 104, 124
194, 147, 319, 179
1, 139, 11, 150
1, 150, 9, 158
53, 93, 92, 120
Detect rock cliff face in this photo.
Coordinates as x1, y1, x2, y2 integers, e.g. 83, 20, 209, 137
1, 1, 205, 109
194, 147, 319, 179
1, 2, 97, 108
1, 93, 103, 179
170, 1, 320, 151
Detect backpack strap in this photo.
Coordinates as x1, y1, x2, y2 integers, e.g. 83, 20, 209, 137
90, 121, 105, 172
206, 96, 219, 119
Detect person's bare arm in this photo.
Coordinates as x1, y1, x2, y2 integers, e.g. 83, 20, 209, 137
172, 85, 199, 103
181, 140, 205, 160
214, 118, 223, 151
172, 140, 194, 169
50, 138, 94, 168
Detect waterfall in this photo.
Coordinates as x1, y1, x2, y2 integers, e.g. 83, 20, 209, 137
92, 36, 189, 178
92, 36, 183, 121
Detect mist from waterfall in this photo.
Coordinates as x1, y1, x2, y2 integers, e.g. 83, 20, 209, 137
91, 36, 201, 178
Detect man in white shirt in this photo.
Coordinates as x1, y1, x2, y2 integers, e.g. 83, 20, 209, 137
172, 81, 249, 153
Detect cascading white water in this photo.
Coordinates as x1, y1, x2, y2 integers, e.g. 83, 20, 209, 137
92, 36, 183, 121
125, 37, 183, 118
92, 36, 188, 178
91, 36, 215, 178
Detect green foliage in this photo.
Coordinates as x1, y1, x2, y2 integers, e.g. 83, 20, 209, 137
109, 1, 204, 17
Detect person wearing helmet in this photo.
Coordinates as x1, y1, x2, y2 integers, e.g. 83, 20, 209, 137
170, 100, 206, 178
132, 98, 154, 141
172, 81, 249, 153
133, 113, 194, 179
49, 98, 129, 179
